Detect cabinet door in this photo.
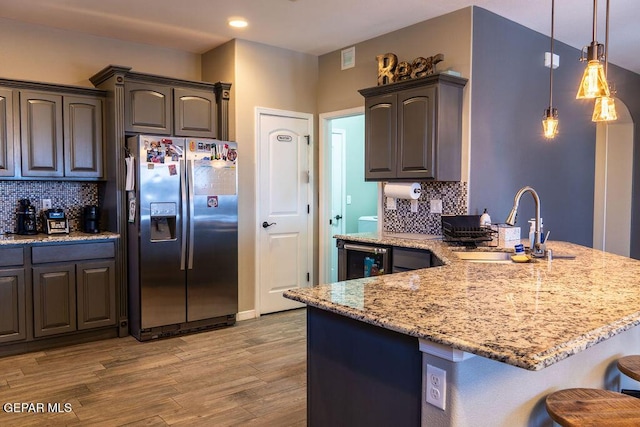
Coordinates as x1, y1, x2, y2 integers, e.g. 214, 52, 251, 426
33, 264, 76, 337
20, 91, 64, 177
397, 86, 436, 179
64, 95, 104, 178
0, 88, 15, 177
124, 82, 172, 135
174, 88, 216, 138
76, 260, 116, 330
0, 268, 26, 343
364, 93, 396, 181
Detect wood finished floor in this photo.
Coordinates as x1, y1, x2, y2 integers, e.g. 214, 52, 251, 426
0, 308, 307, 427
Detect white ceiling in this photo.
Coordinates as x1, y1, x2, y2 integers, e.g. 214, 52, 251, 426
1, 0, 639, 74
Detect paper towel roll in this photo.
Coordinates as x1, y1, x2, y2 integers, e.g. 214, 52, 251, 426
384, 182, 421, 200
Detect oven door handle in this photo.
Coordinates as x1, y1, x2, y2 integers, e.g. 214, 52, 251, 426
343, 243, 388, 255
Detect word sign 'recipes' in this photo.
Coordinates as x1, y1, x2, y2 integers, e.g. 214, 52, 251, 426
376, 53, 444, 86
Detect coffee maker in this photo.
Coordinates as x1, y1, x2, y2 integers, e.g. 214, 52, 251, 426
16, 199, 37, 235
83, 205, 100, 233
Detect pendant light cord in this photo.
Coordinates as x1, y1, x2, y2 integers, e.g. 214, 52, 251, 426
549, 0, 555, 109
605, 0, 610, 75
592, 0, 598, 45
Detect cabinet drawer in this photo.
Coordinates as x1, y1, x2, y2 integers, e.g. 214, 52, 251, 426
392, 247, 432, 272
32, 241, 115, 264
0, 247, 24, 267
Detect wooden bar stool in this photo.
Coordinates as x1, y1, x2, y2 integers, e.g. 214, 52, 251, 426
618, 355, 640, 381
546, 388, 640, 426
618, 355, 640, 398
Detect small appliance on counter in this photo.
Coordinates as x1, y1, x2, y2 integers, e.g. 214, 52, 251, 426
16, 198, 37, 235
82, 205, 100, 233
43, 209, 69, 234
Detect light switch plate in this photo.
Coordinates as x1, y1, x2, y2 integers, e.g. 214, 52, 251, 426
411, 199, 418, 213
42, 199, 52, 210
346, 195, 352, 205
430, 199, 443, 214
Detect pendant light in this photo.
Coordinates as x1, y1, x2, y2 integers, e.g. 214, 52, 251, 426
592, 0, 617, 121
543, 0, 558, 139
576, 0, 610, 99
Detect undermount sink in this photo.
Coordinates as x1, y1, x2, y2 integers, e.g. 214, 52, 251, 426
454, 251, 513, 263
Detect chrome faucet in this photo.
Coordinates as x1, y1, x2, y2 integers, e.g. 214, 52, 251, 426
505, 186, 546, 257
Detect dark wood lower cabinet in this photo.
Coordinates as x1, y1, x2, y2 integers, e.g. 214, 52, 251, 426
0, 241, 119, 357
33, 264, 76, 337
77, 260, 116, 330
0, 268, 26, 343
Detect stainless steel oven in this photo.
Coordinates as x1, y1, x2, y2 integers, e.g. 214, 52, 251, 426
337, 240, 391, 281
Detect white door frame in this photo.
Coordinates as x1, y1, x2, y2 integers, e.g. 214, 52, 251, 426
329, 128, 347, 282
254, 107, 314, 316
319, 107, 364, 285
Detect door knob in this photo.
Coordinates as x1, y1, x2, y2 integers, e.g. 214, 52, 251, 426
334, 215, 343, 221
262, 221, 276, 228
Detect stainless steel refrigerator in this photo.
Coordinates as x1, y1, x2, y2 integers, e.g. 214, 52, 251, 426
127, 135, 238, 341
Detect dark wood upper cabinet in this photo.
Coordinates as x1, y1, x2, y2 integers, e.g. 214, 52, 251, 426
124, 81, 172, 135
64, 95, 104, 178
20, 91, 64, 178
364, 93, 397, 179
359, 74, 467, 181
174, 88, 216, 138
4, 83, 106, 180
0, 88, 15, 177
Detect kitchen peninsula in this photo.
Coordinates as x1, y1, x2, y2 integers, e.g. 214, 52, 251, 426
284, 233, 640, 426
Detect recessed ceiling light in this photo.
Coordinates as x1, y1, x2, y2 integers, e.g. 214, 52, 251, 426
228, 17, 248, 28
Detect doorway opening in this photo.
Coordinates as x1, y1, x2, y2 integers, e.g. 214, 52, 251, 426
319, 108, 379, 284
593, 98, 634, 256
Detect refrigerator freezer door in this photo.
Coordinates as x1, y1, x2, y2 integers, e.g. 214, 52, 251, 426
185, 140, 238, 321
138, 136, 187, 329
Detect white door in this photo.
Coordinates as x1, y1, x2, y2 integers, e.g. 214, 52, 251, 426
257, 110, 312, 314
329, 129, 346, 282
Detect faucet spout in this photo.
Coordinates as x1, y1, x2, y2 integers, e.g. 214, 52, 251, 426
505, 186, 545, 257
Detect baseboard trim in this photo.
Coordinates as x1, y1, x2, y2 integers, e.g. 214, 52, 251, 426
236, 310, 257, 321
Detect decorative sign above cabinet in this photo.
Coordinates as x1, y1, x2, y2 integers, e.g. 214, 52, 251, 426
376, 53, 444, 85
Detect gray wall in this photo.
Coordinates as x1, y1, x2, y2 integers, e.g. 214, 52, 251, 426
470, 8, 596, 247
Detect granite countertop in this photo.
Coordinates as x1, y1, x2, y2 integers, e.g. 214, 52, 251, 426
0, 231, 119, 245
284, 232, 640, 371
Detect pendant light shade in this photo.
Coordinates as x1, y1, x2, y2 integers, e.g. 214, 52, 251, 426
576, 59, 610, 99
576, 0, 610, 100
592, 96, 617, 121
591, 0, 617, 122
543, 108, 559, 139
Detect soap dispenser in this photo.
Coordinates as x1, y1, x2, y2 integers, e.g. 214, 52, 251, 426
480, 208, 491, 227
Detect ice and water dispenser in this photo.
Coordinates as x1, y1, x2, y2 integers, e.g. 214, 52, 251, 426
150, 202, 177, 241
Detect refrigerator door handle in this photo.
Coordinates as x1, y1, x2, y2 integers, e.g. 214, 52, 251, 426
187, 159, 195, 270
180, 159, 187, 271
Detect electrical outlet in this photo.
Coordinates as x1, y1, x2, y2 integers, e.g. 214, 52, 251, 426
426, 364, 447, 410
42, 199, 52, 210
386, 197, 397, 210
430, 199, 443, 214
411, 199, 418, 213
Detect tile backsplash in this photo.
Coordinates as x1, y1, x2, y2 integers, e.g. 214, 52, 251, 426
0, 181, 99, 233
383, 181, 468, 235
